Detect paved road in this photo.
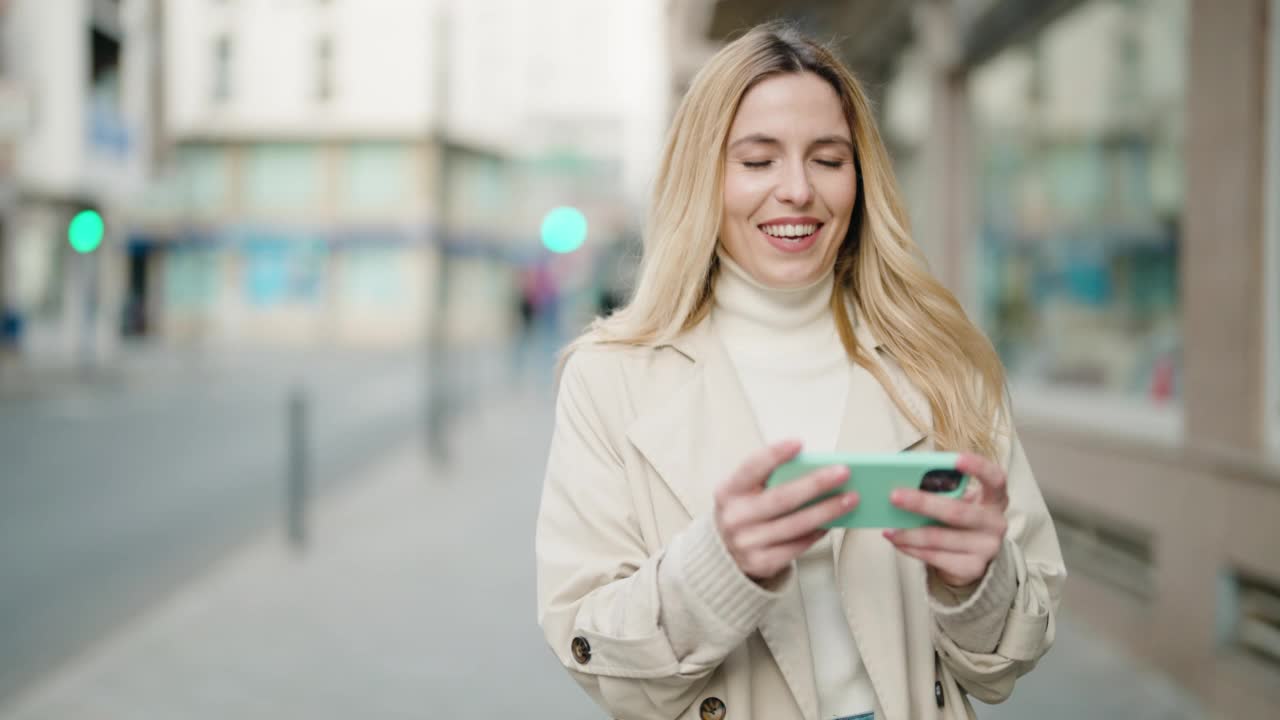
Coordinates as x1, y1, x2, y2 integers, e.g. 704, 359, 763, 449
0, 344, 469, 704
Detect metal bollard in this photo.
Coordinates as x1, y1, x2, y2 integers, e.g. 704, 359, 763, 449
286, 385, 309, 552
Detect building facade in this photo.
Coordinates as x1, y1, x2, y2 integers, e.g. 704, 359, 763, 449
131, 0, 667, 351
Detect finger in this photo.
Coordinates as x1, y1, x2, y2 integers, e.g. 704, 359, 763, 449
883, 526, 1001, 557
743, 530, 827, 580
734, 465, 849, 525
723, 439, 803, 495
736, 492, 858, 548
891, 545, 990, 586
890, 489, 1006, 533
956, 453, 1008, 504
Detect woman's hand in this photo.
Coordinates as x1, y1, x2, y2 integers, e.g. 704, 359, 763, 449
884, 453, 1009, 588
715, 440, 859, 584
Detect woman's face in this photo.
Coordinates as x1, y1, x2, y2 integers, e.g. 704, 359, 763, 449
720, 72, 857, 288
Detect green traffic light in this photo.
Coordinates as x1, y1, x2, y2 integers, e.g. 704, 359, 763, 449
540, 206, 587, 254
68, 210, 104, 254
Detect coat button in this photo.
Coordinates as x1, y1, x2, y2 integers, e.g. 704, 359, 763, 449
570, 636, 591, 664
699, 696, 726, 720
935, 680, 945, 708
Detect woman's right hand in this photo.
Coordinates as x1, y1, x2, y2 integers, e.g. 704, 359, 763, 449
714, 439, 859, 583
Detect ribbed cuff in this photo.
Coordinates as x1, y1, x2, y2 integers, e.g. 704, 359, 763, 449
665, 513, 784, 634
928, 538, 1018, 654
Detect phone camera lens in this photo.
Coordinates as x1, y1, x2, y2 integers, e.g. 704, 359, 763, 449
920, 469, 963, 493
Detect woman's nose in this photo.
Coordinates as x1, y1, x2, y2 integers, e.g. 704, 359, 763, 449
774, 162, 813, 206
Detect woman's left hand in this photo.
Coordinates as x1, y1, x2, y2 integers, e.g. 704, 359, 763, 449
883, 453, 1009, 588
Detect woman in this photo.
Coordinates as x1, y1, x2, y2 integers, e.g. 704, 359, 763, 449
536, 23, 1065, 720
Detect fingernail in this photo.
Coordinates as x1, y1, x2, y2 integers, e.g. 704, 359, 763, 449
883, 529, 896, 539
890, 490, 903, 503
842, 494, 857, 507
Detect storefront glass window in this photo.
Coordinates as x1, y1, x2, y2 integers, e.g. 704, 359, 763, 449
971, 0, 1186, 404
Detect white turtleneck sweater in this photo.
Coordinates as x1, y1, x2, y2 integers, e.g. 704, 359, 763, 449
713, 252, 878, 719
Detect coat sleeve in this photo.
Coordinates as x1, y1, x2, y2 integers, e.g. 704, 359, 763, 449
536, 351, 785, 720
927, 411, 1068, 705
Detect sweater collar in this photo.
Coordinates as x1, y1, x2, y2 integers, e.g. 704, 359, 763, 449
712, 250, 834, 335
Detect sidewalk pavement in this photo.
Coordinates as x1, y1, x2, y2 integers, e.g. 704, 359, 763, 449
0, 387, 1205, 719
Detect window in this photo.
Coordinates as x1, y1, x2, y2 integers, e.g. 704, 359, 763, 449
1225, 570, 1280, 667
245, 143, 321, 211
970, 0, 1187, 412
165, 244, 219, 310
212, 34, 232, 103
340, 248, 407, 307
341, 142, 410, 211
177, 145, 229, 213
88, 27, 125, 154
315, 35, 334, 102
1049, 499, 1154, 600
242, 236, 326, 307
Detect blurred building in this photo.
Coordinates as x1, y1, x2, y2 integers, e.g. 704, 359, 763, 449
0, 0, 160, 370
117, 0, 665, 351
689, 0, 1280, 716
128, 0, 446, 347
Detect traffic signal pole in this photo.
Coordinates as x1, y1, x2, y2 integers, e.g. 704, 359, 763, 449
68, 208, 105, 373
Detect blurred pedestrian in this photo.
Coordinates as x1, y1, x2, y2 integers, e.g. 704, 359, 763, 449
510, 259, 561, 388
592, 235, 635, 318
509, 262, 539, 388
536, 22, 1065, 720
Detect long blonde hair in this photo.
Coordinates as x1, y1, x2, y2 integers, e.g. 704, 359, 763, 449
567, 23, 1007, 458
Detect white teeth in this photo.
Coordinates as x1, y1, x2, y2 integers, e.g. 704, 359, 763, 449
761, 223, 817, 238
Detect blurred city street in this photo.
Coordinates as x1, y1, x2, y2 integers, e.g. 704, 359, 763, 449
0, 376, 1204, 720
0, 0, 1277, 717
0, 342, 442, 701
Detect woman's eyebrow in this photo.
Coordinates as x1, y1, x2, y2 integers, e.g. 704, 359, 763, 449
728, 133, 779, 150
811, 135, 855, 152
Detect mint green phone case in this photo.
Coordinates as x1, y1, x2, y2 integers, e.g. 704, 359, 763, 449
765, 452, 967, 529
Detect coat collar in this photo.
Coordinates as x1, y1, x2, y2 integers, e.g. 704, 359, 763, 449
626, 311, 928, 720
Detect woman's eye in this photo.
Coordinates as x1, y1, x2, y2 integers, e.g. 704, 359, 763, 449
814, 159, 846, 168
742, 160, 772, 169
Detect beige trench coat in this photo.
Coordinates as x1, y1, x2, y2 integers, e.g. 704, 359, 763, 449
536, 315, 1066, 720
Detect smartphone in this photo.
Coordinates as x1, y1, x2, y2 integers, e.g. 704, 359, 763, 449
765, 452, 968, 529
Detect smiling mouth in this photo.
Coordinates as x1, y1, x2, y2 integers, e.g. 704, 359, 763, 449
758, 222, 823, 242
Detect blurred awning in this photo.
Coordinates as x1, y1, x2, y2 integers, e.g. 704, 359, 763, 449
696, 0, 1090, 82
701, 0, 916, 84
956, 0, 1084, 66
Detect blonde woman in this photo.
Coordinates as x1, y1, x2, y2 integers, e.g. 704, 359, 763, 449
536, 23, 1065, 720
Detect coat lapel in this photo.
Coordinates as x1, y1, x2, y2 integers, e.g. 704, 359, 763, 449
626, 317, 822, 720
625, 318, 758, 521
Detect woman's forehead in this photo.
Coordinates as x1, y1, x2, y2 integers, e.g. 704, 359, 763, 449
729, 73, 851, 142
